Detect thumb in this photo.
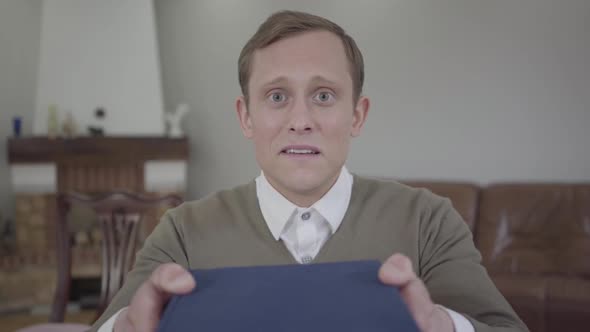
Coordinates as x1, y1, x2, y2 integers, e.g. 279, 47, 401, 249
125, 263, 195, 331
378, 253, 416, 286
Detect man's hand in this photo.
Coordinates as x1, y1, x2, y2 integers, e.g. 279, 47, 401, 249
379, 254, 454, 332
114, 263, 196, 332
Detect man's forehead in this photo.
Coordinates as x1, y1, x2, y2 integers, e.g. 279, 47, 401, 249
248, 31, 351, 88
255, 30, 344, 58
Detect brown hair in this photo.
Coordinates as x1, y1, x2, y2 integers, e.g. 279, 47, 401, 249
238, 10, 364, 103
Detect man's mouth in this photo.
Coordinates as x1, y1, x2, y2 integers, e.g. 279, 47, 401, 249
280, 146, 321, 155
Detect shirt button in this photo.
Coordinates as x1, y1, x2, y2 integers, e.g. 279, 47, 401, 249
301, 256, 313, 264
301, 212, 311, 220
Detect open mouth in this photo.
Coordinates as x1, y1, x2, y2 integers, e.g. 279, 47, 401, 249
280, 147, 321, 156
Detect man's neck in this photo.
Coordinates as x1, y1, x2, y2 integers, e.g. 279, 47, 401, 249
265, 173, 341, 208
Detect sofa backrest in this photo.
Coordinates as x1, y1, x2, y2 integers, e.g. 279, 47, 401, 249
476, 183, 590, 277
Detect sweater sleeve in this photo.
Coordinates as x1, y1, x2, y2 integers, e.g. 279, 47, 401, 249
418, 193, 529, 332
89, 208, 190, 331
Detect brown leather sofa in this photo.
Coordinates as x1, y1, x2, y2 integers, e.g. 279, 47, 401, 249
405, 181, 590, 332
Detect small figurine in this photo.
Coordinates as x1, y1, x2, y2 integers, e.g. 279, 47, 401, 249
164, 103, 190, 137
88, 107, 106, 136
61, 111, 78, 138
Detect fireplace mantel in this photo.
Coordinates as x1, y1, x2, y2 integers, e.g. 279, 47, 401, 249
8, 135, 190, 194
8, 136, 188, 164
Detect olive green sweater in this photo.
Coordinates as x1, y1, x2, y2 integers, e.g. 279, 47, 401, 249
92, 175, 528, 332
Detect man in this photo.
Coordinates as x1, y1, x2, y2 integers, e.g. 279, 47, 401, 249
93, 10, 528, 332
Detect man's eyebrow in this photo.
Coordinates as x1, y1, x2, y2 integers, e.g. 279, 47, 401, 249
260, 76, 288, 89
260, 75, 341, 89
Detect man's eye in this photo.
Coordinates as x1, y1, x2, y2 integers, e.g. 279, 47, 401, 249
269, 93, 286, 103
314, 92, 334, 103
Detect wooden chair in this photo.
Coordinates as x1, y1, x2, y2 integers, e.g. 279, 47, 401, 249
16, 191, 182, 332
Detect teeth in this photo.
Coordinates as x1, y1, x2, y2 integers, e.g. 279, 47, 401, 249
285, 149, 316, 154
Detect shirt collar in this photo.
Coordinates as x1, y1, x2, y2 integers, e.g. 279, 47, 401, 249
255, 166, 353, 240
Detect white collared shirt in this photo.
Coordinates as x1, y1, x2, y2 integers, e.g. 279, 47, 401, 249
99, 166, 474, 332
255, 166, 352, 263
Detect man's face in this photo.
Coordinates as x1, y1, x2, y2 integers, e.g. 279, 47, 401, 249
236, 30, 369, 206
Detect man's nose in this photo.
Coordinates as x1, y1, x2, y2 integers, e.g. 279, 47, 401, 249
288, 96, 314, 134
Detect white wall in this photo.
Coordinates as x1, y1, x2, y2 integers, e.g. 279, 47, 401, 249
3, 0, 588, 214
34, 0, 164, 136
155, 0, 590, 200
0, 0, 42, 223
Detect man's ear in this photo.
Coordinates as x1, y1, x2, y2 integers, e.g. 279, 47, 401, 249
236, 96, 254, 139
351, 96, 370, 137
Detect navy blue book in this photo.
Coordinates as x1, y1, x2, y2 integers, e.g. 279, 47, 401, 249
158, 260, 419, 332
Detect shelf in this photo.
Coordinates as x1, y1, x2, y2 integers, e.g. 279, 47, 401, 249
7, 136, 189, 164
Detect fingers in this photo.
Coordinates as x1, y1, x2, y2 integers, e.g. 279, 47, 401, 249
124, 263, 196, 332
